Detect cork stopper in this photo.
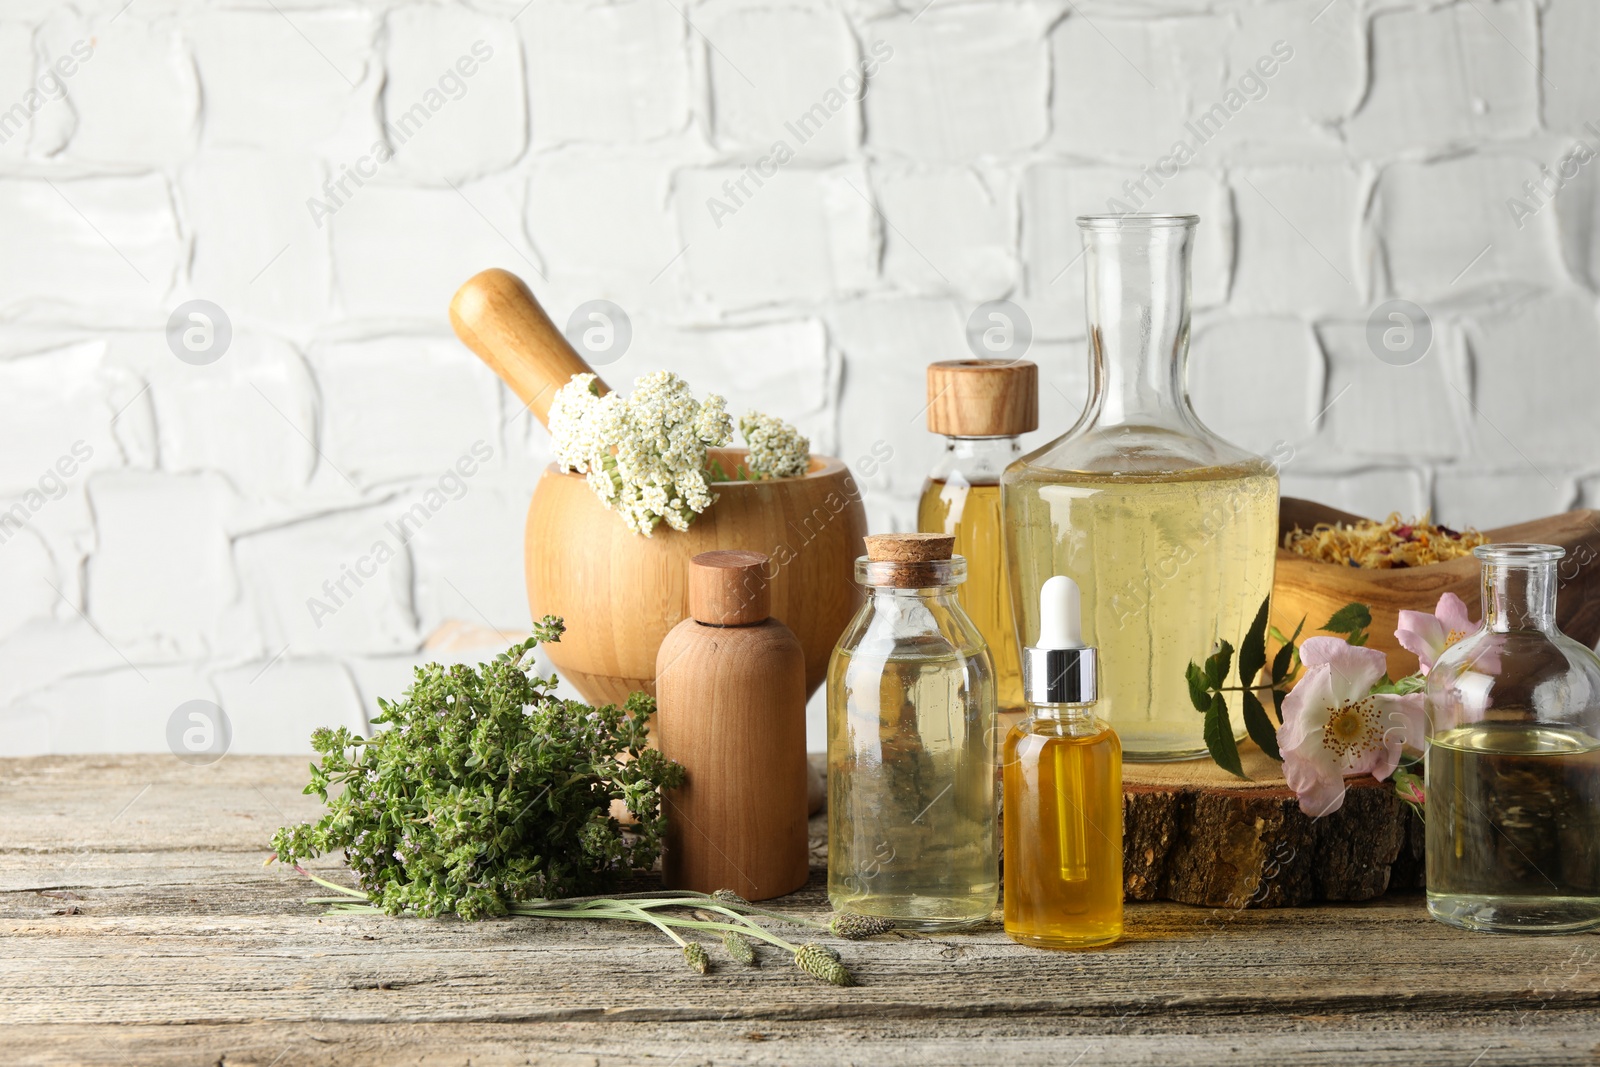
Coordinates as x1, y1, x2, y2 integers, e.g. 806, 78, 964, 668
926, 360, 1038, 438
864, 532, 954, 563
688, 550, 771, 626
860, 533, 959, 588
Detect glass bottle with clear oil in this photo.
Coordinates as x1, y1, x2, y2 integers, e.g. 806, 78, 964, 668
1425, 543, 1600, 934
918, 359, 1037, 731
827, 532, 998, 930
1004, 574, 1122, 949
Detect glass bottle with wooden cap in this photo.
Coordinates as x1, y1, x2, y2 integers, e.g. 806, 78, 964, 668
918, 359, 1038, 729
655, 550, 810, 901
826, 532, 998, 929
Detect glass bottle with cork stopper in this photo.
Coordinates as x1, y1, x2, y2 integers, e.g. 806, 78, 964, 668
826, 532, 998, 929
918, 359, 1038, 729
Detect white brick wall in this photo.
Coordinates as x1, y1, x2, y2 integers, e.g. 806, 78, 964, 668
1, 0, 1596, 755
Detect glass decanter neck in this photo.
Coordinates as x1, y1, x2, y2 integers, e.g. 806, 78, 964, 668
1079, 214, 1200, 431
1477, 544, 1562, 633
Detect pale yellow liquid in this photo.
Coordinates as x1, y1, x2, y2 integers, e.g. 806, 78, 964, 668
918, 479, 1024, 716
827, 644, 998, 929
1003, 461, 1278, 760
1003, 714, 1123, 949
1427, 722, 1600, 932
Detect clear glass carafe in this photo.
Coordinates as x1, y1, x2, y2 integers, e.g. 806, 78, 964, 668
1425, 544, 1600, 933
1001, 214, 1279, 760
827, 551, 998, 930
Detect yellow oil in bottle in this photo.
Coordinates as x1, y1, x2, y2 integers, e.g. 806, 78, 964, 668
919, 478, 1024, 717
1003, 712, 1122, 948
1002, 461, 1278, 760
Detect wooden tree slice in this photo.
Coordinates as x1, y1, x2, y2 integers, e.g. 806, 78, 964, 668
1122, 743, 1424, 908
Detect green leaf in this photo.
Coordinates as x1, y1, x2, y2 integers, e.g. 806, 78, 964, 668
1241, 689, 1280, 761
1270, 636, 1297, 686
1185, 661, 1211, 713
1237, 597, 1270, 692
1270, 684, 1287, 723
1321, 602, 1371, 642
1321, 602, 1370, 633
1204, 693, 1245, 779
1204, 640, 1234, 691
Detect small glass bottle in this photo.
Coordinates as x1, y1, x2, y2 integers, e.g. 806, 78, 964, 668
1002, 214, 1278, 761
1004, 575, 1122, 949
1425, 543, 1600, 934
827, 532, 998, 930
918, 359, 1037, 730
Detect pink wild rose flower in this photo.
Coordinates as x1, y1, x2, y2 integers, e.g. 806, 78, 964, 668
1278, 637, 1426, 817
1395, 592, 1478, 675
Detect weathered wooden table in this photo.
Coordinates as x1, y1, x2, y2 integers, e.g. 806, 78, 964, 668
4, 756, 1597, 1066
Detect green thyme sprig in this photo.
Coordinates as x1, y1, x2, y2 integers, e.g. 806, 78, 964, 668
270, 619, 685, 918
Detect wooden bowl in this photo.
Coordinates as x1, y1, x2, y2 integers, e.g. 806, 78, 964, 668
526, 447, 866, 706
1272, 498, 1600, 680
450, 268, 868, 708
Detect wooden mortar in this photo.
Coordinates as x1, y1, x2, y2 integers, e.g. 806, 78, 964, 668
450, 268, 868, 706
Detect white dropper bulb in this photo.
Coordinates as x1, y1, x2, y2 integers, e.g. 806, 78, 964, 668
1036, 575, 1084, 650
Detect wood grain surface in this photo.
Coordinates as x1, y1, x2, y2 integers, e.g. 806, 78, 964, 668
3, 756, 1597, 1067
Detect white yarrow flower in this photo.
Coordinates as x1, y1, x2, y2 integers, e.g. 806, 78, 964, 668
740, 412, 810, 480
549, 372, 735, 536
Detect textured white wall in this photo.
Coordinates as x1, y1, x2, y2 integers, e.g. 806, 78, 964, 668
0, 0, 1593, 755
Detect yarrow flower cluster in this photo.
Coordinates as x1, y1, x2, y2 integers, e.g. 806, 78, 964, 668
550, 372, 814, 536
549, 371, 733, 536
739, 412, 810, 480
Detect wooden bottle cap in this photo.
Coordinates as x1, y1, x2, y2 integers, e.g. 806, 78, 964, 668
864, 532, 954, 563
926, 359, 1039, 437
688, 550, 771, 626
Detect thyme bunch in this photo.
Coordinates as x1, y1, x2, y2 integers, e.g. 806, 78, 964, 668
271, 618, 684, 918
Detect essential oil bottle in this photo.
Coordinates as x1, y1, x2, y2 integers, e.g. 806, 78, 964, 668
1003, 574, 1123, 949
918, 359, 1037, 728
827, 532, 999, 930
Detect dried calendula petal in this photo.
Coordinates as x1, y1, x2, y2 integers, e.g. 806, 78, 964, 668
1283, 511, 1487, 569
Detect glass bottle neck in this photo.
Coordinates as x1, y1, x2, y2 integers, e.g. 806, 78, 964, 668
1482, 560, 1558, 633
942, 435, 1020, 460
1082, 222, 1196, 430
1031, 702, 1096, 723
933, 435, 1020, 484
869, 586, 959, 602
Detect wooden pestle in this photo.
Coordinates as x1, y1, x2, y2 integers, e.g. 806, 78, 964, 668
449, 268, 610, 427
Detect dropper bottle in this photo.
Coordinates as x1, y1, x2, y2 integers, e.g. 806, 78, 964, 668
1003, 574, 1123, 949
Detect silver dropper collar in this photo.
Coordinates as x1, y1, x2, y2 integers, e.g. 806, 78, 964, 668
1023, 645, 1097, 705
